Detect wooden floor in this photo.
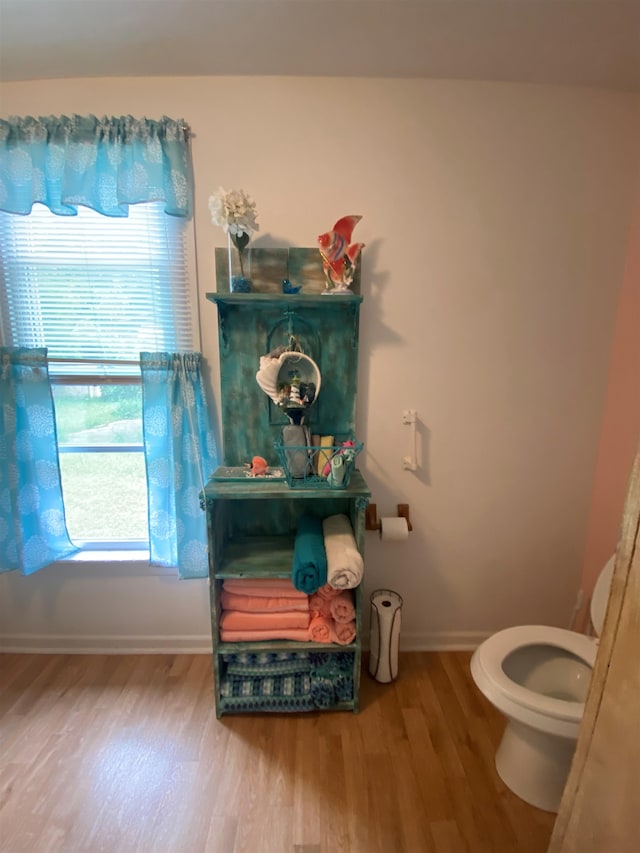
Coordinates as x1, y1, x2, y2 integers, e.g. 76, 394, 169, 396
0, 651, 555, 853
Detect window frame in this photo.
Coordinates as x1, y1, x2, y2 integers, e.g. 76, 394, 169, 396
0, 202, 200, 555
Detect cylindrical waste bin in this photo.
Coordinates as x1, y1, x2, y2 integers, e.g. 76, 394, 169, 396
369, 588, 403, 683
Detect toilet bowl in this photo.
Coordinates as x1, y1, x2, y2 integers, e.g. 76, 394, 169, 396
470, 555, 615, 813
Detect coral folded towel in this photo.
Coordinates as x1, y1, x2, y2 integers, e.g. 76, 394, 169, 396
220, 610, 310, 631
331, 620, 357, 645
292, 514, 327, 594
221, 590, 309, 613
330, 591, 356, 624
323, 514, 364, 590
308, 615, 332, 643
220, 629, 311, 642
222, 578, 308, 599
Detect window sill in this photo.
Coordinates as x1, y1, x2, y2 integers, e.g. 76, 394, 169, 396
52, 549, 182, 578
64, 548, 151, 564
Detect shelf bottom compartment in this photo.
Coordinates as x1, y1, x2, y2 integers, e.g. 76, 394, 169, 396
217, 648, 357, 715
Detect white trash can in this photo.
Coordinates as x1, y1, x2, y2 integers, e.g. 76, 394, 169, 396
369, 589, 403, 683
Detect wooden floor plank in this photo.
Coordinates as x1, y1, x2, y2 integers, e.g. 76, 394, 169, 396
0, 651, 556, 853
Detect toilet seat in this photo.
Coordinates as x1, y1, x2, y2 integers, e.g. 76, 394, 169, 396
471, 625, 597, 737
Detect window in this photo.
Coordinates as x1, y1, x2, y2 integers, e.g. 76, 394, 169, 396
0, 202, 197, 550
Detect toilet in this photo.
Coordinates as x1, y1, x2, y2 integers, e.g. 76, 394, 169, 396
470, 555, 615, 813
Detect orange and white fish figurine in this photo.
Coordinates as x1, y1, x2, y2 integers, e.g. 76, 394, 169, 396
246, 456, 269, 477
317, 215, 364, 291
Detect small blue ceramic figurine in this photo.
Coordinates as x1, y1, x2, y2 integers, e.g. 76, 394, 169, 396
282, 279, 301, 294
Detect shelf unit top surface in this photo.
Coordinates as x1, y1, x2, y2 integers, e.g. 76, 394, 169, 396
204, 468, 370, 499
206, 292, 363, 306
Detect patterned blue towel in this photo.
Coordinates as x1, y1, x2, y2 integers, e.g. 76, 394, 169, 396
220, 672, 315, 712
223, 652, 311, 678
309, 675, 336, 709
219, 650, 356, 711
310, 652, 355, 704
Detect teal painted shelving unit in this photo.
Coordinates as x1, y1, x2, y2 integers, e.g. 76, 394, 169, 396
204, 249, 370, 717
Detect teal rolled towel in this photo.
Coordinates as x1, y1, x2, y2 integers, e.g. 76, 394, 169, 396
292, 514, 327, 594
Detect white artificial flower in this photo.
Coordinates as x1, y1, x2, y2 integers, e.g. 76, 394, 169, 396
208, 186, 259, 238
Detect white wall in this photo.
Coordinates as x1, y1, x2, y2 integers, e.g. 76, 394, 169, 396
1, 76, 638, 651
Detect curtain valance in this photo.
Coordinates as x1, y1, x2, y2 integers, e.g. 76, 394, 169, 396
0, 114, 192, 218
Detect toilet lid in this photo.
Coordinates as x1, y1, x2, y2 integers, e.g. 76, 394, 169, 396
590, 554, 615, 637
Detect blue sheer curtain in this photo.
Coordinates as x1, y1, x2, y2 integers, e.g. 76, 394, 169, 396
0, 347, 79, 574
140, 352, 217, 579
0, 114, 192, 218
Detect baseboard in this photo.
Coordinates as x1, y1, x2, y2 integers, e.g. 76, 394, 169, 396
0, 631, 490, 655
397, 631, 490, 651
0, 634, 213, 654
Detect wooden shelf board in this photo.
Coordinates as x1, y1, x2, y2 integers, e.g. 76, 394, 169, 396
218, 699, 356, 715
217, 640, 358, 653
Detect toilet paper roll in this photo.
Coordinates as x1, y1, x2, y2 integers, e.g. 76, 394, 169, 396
380, 516, 409, 541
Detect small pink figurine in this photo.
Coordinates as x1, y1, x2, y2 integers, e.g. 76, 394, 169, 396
317, 215, 365, 292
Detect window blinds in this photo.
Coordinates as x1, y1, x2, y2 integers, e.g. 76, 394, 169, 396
0, 203, 195, 376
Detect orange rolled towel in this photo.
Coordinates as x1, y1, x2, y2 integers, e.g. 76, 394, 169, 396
309, 593, 332, 618
309, 615, 332, 643
316, 583, 342, 601
331, 620, 357, 645
329, 591, 356, 624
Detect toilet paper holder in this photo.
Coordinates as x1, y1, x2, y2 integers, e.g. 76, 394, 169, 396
365, 503, 413, 532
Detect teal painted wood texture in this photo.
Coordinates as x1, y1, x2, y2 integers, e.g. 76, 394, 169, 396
214, 247, 361, 295
208, 293, 362, 468
206, 252, 369, 717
